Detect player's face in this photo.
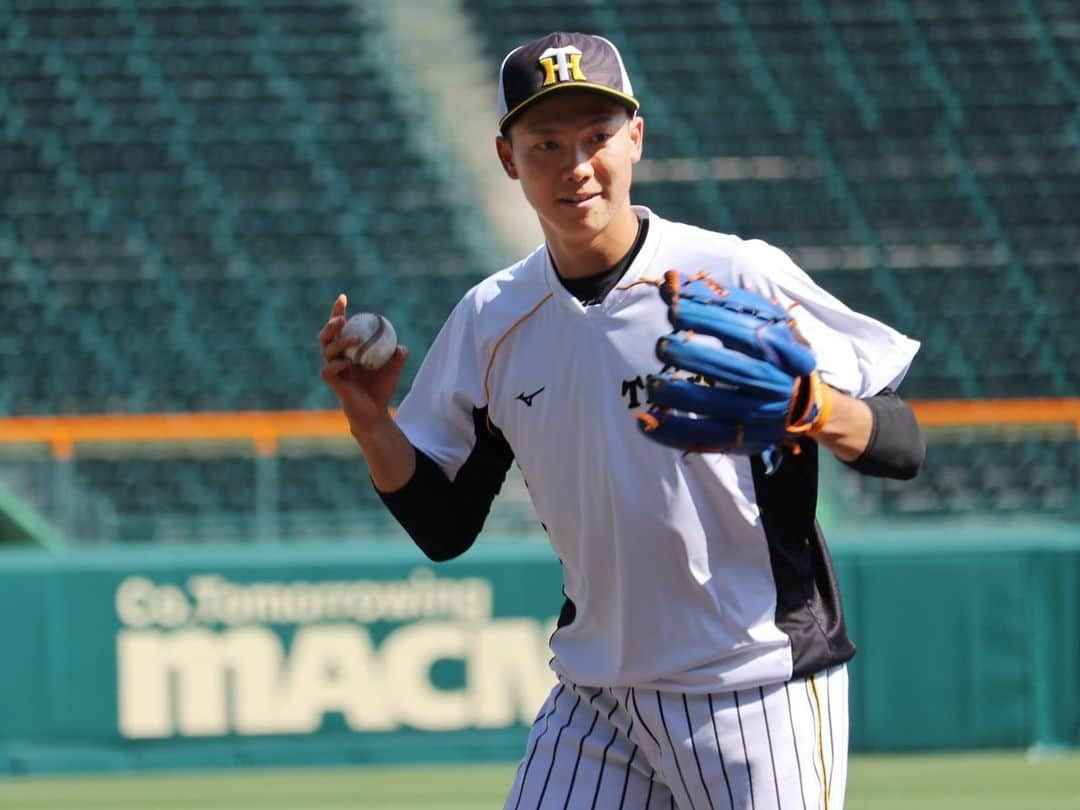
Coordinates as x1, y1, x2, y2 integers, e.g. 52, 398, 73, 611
496, 93, 644, 245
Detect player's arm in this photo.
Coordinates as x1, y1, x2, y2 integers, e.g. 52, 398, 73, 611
376, 413, 514, 561
319, 294, 416, 491
320, 294, 512, 561
815, 388, 924, 479
637, 270, 924, 481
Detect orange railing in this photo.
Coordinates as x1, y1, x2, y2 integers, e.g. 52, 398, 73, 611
0, 411, 350, 459
0, 399, 1077, 459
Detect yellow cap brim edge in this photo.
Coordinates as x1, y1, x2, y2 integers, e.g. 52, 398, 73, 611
499, 82, 641, 130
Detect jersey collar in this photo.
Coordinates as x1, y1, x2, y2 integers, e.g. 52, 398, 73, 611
542, 206, 663, 313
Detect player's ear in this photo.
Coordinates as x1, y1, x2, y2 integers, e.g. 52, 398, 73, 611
496, 135, 519, 180
628, 113, 644, 164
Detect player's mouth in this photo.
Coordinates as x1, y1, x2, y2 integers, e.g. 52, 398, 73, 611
558, 192, 601, 207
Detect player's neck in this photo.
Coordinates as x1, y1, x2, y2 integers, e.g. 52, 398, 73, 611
543, 207, 641, 280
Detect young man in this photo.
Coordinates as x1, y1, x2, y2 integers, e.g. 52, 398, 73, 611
320, 32, 923, 810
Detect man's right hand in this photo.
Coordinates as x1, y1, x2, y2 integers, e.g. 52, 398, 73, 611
319, 293, 409, 439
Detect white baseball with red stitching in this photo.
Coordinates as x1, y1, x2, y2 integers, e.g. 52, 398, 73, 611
342, 312, 397, 370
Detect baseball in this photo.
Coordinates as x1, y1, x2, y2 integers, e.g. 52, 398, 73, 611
341, 312, 397, 370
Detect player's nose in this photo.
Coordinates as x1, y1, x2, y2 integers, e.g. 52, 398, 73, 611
563, 143, 595, 181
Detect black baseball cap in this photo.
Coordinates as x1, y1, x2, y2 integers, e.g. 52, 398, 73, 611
498, 32, 640, 131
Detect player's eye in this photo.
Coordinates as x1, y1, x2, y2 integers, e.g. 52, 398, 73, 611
590, 131, 613, 144
534, 140, 558, 152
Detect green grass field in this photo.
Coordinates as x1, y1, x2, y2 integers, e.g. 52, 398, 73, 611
0, 751, 1077, 809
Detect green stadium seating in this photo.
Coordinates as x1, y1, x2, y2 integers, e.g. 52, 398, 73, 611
0, 449, 541, 544
876, 433, 1079, 519
64, 452, 398, 542
1, 0, 484, 417
1, 0, 1076, 535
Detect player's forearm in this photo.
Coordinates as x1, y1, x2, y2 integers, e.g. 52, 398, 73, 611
351, 413, 417, 493
817, 388, 925, 479
814, 389, 874, 462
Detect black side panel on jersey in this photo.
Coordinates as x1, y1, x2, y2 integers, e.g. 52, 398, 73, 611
751, 442, 856, 679
556, 591, 576, 628
377, 407, 515, 562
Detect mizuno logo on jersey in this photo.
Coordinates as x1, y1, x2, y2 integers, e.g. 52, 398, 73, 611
538, 46, 586, 86
516, 387, 545, 407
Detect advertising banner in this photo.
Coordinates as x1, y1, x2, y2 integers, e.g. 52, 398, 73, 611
0, 543, 564, 773
1, 528, 1076, 775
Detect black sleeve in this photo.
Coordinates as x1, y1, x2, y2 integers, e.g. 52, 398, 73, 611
376, 407, 515, 562
842, 388, 925, 480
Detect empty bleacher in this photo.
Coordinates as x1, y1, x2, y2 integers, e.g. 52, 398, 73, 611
68, 450, 399, 542
1, 0, 484, 417
1, 1, 1076, 537
865, 430, 1078, 519
0, 1, 495, 540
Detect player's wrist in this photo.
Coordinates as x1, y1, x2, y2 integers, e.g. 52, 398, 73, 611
348, 408, 396, 444
351, 414, 417, 493
810, 390, 873, 461
786, 372, 833, 437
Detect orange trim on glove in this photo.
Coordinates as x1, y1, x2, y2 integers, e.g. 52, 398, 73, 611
785, 372, 833, 436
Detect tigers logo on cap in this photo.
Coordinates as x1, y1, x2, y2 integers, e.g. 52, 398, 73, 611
538, 46, 587, 86
498, 32, 640, 131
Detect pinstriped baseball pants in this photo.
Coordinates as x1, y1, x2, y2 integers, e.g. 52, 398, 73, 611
504, 665, 848, 810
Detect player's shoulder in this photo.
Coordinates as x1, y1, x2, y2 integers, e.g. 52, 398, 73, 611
463, 244, 549, 313
655, 215, 743, 256
732, 235, 800, 270
448, 243, 552, 340
650, 214, 793, 282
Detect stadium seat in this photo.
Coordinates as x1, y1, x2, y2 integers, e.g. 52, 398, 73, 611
2, 0, 1076, 535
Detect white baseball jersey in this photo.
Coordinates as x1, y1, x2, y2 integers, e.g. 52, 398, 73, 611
395, 207, 919, 693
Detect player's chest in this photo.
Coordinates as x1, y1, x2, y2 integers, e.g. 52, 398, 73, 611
485, 294, 669, 442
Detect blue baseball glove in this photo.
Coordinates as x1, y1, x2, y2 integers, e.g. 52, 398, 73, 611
635, 270, 833, 455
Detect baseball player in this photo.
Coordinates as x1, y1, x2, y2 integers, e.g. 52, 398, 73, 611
320, 32, 924, 810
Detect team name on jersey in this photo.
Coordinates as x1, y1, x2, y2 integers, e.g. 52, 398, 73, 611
620, 374, 704, 408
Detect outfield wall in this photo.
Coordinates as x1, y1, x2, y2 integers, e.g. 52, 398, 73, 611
0, 526, 1077, 775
